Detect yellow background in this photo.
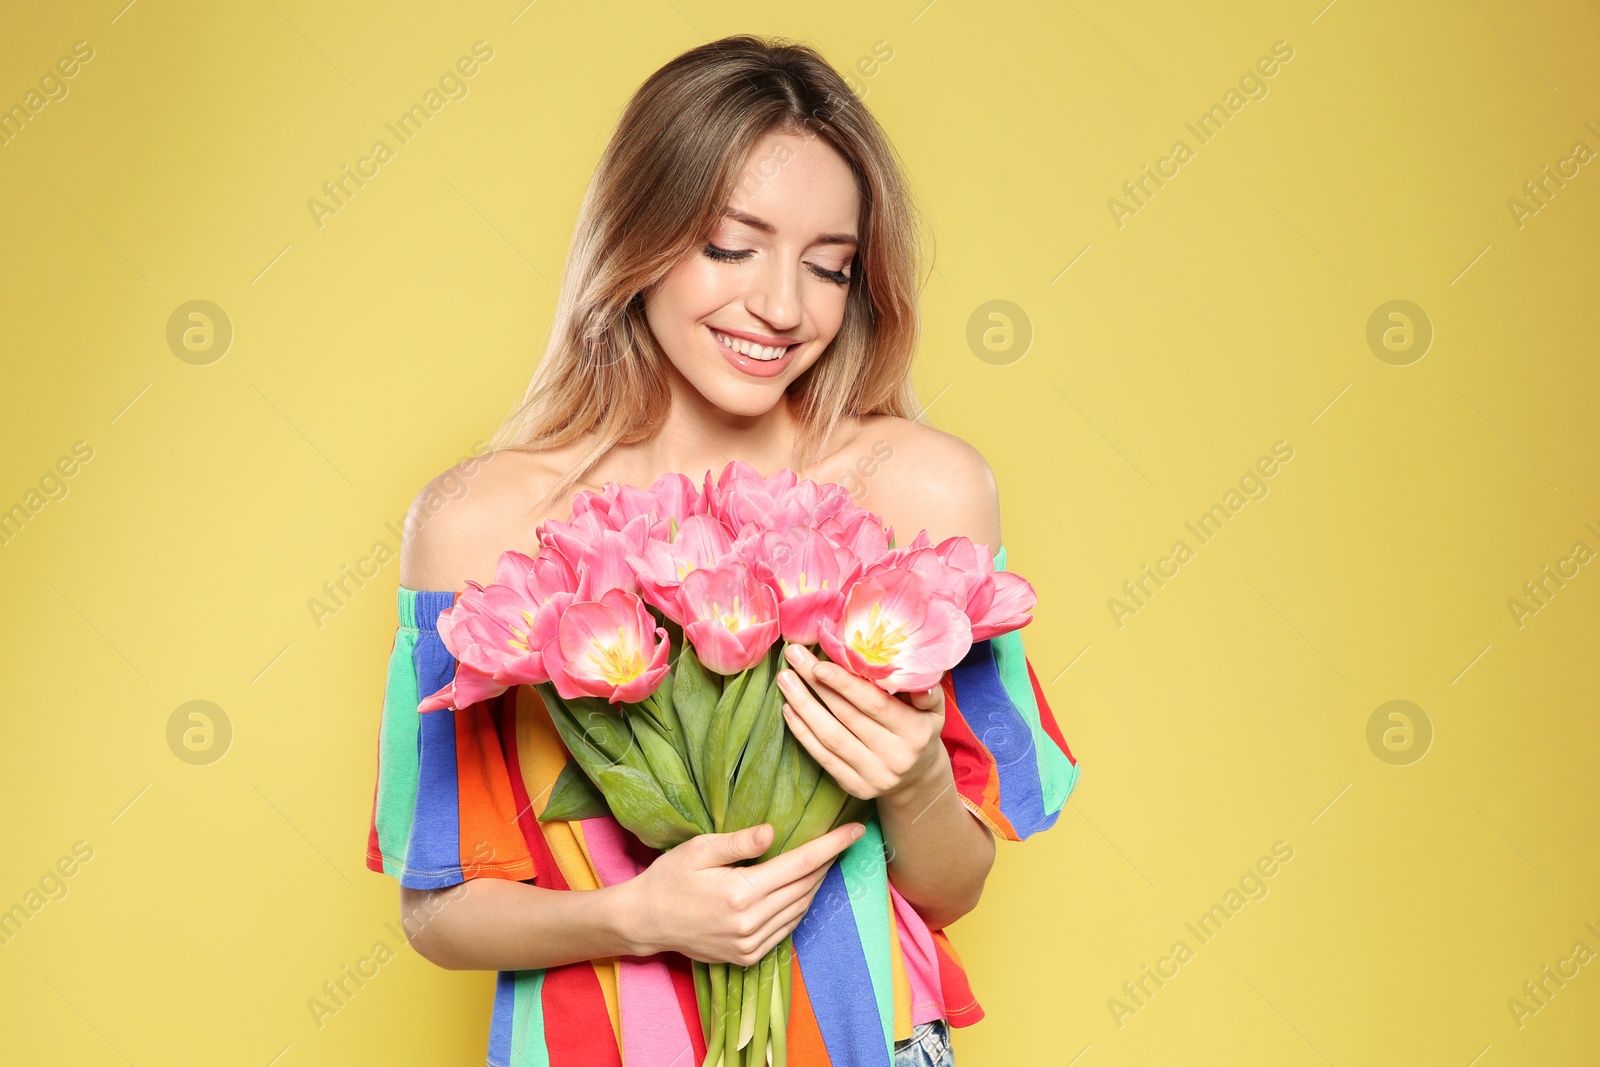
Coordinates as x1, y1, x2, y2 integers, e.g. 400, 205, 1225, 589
2, 1, 1597, 1064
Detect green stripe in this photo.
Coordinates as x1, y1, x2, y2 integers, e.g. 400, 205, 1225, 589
509, 970, 549, 1067
992, 547, 1079, 814
374, 587, 424, 876
837, 810, 895, 1060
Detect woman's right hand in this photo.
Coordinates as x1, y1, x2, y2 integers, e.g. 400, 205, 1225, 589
615, 821, 867, 966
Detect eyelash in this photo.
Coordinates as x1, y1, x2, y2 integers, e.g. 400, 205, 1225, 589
702, 242, 852, 286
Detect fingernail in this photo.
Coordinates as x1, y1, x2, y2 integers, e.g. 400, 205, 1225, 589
784, 645, 802, 665
850, 824, 865, 841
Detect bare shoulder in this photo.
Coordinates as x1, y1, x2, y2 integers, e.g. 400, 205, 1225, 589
398, 445, 591, 592
847, 415, 1002, 552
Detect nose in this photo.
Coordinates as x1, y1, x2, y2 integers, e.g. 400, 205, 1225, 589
744, 252, 803, 334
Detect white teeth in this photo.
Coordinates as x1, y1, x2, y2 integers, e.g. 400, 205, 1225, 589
714, 329, 791, 361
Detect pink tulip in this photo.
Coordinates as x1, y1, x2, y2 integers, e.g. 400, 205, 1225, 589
540, 588, 671, 704
932, 536, 1037, 641
817, 567, 973, 693
712, 462, 859, 538
627, 514, 734, 625
817, 506, 894, 568
537, 510, 614, 572
418, 551, 575, 712
706, 461, 801, 534
861, 541, 970, 622
568, 513, 653, 601
678, 561, 781, 674
737, 527, 862, 646
645, 471, 707, 529
569, 471, 706, 540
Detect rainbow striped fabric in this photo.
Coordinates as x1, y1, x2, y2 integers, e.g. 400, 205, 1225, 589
365, 546, 1079, 1066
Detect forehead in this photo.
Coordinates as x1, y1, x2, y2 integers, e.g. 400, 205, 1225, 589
721, 128, 860, 239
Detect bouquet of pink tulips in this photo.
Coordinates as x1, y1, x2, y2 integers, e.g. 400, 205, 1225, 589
418, 461, 1038, 1067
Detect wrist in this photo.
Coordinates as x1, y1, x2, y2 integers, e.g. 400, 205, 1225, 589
604, 876, 658, 957
881, 741, 954, 813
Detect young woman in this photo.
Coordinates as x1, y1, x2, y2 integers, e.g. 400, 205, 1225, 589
365, 34, 1079, 1067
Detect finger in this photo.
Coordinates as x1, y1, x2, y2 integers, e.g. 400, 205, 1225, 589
783, 699, 873, 797
742, 859, 831, 930
907, 685, 943, 712
786, 645, 904, 730
748, 884, 822, 960
742, 821, 863, 893
784, 666, 902, 751
694, 823, 774, 868
777, 666, 885, 766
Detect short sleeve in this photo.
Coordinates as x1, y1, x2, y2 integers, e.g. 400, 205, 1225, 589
938, 549, 1080, 841
365, 586, 544, 889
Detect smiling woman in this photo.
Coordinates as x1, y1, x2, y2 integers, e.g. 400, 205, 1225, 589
365, 32, 1078, 1067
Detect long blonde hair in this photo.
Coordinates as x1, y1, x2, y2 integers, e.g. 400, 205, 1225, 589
484, 34, 929, 511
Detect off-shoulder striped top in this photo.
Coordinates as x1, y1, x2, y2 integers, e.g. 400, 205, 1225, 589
363, 545, 1080, 1066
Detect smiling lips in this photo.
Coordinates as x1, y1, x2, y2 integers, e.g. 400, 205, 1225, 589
709, 325, 798, 378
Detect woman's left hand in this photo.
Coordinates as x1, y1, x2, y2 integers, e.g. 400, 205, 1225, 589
776, 643, 947, 801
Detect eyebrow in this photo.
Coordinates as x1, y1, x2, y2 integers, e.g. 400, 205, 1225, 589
719, 207, 858, 248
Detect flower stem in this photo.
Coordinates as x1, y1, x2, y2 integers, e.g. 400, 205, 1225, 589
693, 959, 713, 1047
749, 949, 774, 1063
723, 954, 744, 1066
739, 960, 760, 1049
702, 961, 727, 1067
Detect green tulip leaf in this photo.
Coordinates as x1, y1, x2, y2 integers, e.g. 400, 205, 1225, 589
538, 758, 612, 822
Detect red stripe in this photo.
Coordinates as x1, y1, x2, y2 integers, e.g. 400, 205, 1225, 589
939, 673, 1016, 837
930, 929, 986, 1027
1026, 657, 1074, 764
542, 962, 622, 1066
364, 779, 383, 873
498, 695, 569, 891
366, 631, 400, 873
938, 674, 989, 811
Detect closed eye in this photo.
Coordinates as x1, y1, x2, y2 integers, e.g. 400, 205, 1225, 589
703, 242, 852, 286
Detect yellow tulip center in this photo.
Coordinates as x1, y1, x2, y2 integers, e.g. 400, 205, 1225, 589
588, 624, 645, 684
708, 593, 765, 633
776, 571, 829, 597
506, 608, 538, 653
848, 602, 906, 665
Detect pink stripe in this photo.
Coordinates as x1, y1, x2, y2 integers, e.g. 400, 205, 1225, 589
581, 817, 696, 1066
889, 881, 947, 1025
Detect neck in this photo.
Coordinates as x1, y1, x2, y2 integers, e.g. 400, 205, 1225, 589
628, 362, 805, 480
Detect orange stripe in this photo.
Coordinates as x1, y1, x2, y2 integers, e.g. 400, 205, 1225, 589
930, 929, 985, 1026
786, 954, 832, 1066
453, 701, 535, 878
514, 685, 578, 817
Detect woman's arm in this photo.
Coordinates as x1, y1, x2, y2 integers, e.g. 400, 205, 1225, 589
777, 425, 1008, 928
878, 431, 1005, 927
399, 879, 641, 971
397, 822, 864, 971
876, 739, 997, 929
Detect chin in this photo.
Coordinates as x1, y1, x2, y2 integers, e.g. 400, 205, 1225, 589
697, 376, 788, 418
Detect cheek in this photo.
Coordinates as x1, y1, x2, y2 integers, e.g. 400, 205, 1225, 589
796, 292, 849, 355
647, 276, 714, 355
674, 259, 743, 313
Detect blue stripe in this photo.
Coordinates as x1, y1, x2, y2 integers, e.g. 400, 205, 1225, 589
950, 638, 1048, 836
794, 859, 892, 1066
401, 596, 466, 889
489, 970, 517, 1064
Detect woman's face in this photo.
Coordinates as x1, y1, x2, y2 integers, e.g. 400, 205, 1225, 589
644, 127, 861, 418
